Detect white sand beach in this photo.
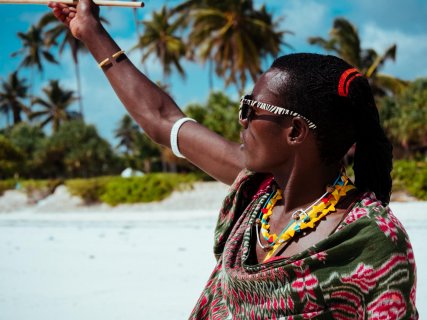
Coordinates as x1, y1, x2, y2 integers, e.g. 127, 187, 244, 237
0, 183, 425, 319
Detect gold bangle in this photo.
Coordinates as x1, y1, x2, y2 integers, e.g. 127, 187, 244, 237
112, 50, 125, 59
98, 49, 126, 68
98, 57, 111, 68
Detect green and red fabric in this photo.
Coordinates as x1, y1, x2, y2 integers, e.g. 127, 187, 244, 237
189, 170, 418, 319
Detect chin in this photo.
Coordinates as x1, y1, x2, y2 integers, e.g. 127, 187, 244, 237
244, 160, 267, 173
243, 160, 256, 172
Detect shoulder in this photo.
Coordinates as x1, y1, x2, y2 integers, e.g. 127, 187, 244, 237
337, 192, 416, 283
335, 192, 415, 271
339, 192, 409, 244
328, 193, 418, 318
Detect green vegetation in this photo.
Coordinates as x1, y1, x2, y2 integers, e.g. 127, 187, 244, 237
0, 71, 29, 126
44, 120, 119, 178
380, 79, 427, 155
1, 4, 426, 201
0, 135, 23, 179
176, 1, 287, 93
392, 161, 427, 200
0, 173, 197, 205
0, 120, 120, 179
0, 179, 17, 196
186, 91, 240, 142
67, 173, 197, 205
29, 80, 79, 133
100, 173, 197, 206
66, 176, 112, 203
133, 6, 187, 82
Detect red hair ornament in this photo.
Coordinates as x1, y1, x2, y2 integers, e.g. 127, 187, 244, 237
338, 68, 362, 97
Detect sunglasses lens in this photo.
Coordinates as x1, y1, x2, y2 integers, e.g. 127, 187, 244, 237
239, 103, 250, 120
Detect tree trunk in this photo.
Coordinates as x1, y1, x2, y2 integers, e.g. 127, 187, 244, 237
209, 59, 213, 91
12, 102, 22, 125
29, 66, 35, 110
75, 60, 84, 119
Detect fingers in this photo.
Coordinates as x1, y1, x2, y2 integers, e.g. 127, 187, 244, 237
48, 2, 74, 11
78, 0, 100, 18
48, 2, 77, 25
65, 12, 76, 24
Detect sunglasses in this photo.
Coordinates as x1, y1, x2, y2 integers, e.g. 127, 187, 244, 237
239, 95, 317, 129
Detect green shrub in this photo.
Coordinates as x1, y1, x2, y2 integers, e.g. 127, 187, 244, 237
392, 160, 427, 200
66, 176, 113, 203
100, 173, 197, 206
0, 179, 18, 196
0, 135, 24, 179
65, 173, 197, 205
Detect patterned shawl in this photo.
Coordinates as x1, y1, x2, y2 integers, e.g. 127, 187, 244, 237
189, 170, 418, 319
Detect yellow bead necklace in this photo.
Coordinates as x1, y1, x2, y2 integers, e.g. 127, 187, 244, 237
255, 174, 355, 262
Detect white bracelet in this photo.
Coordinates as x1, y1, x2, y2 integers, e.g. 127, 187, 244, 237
170, 117, 196, 158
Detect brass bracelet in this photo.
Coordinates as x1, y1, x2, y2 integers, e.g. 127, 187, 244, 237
98, 50, 126, 68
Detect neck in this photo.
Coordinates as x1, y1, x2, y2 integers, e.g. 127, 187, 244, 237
273, 160, 340, 215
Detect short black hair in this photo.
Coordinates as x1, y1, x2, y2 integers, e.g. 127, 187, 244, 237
270, 53, 392, 204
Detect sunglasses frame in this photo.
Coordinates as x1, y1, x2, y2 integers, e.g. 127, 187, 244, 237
239, 95, 317, 130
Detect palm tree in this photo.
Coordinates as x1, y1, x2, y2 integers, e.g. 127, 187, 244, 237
175, 0, 288, 94
115, 114, 140, 155
0, 72, 30, 127
38, 13, 87, 118
379, 79, 427, 153
308, 18, 407, 96
37, 14, 109, 118
115, 114, 163, 172
11, 25, 58, 103
134, 131, 161, 173
30, 80, 78, 132
132, 6, 188, 82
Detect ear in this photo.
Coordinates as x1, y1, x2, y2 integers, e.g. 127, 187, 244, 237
287, 117, 310, 145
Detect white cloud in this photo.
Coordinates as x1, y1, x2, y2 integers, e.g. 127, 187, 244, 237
279, 0, 329, 52
361, 23, 427, 79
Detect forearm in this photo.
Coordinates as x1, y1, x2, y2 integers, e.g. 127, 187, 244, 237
82, 27, 243, 183
49, 0, 244, 184
82, 24, 184, 146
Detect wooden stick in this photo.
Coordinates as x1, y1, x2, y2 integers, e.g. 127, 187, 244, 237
0, 0, 144, 7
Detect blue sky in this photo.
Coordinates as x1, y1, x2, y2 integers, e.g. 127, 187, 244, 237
1, 0, 426, 144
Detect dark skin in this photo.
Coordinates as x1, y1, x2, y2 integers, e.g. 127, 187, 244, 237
49, 0, 357, 262
241, 70, 358, 262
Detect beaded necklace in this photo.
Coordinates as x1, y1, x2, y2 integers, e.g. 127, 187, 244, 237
255, 174, 355, 262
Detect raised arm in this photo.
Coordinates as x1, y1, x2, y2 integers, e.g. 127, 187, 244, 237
48, 0, 244, 184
